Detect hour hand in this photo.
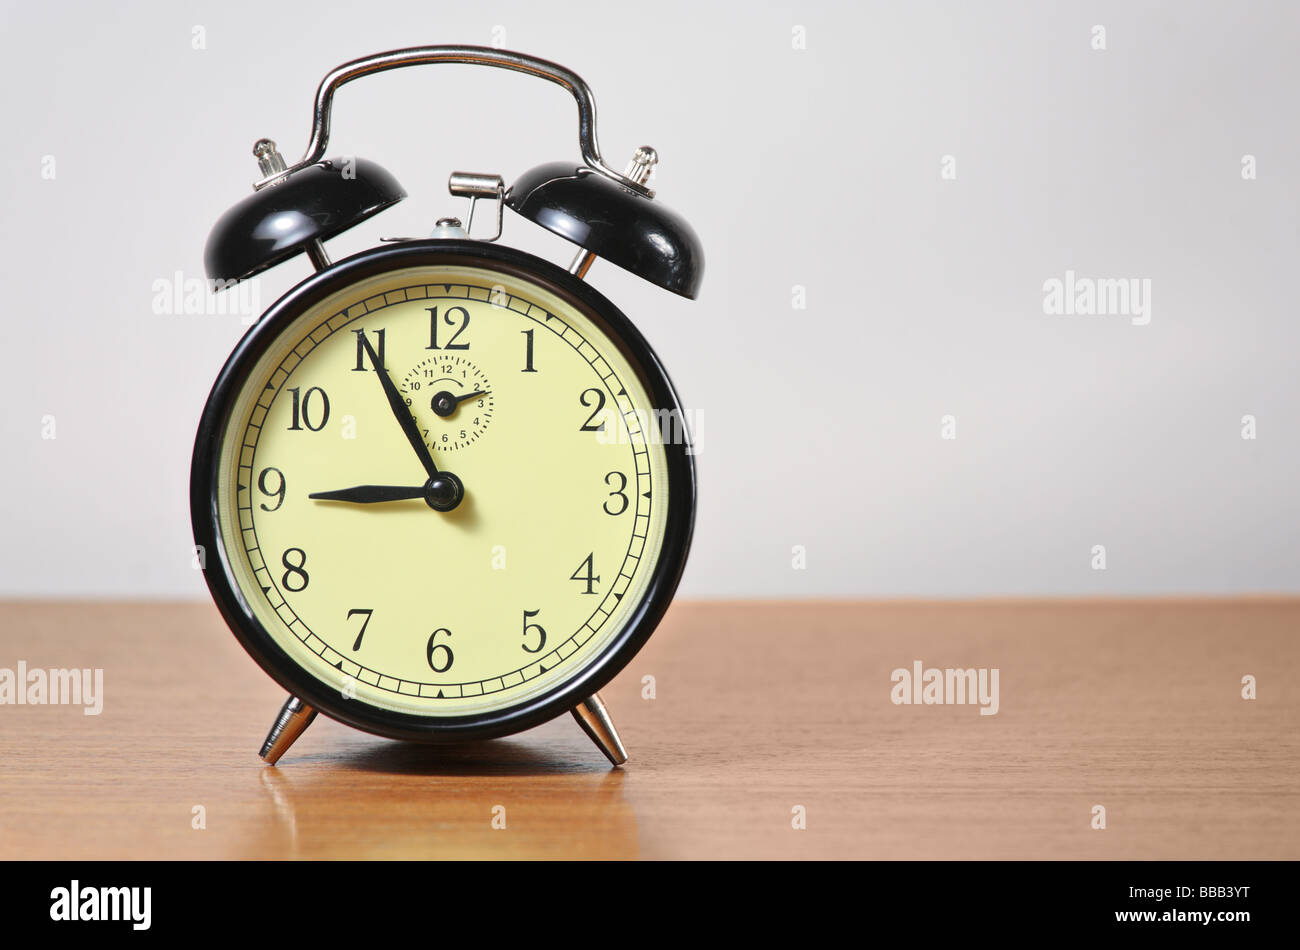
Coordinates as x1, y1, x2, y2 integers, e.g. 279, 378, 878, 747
308, 485, 427, 504
431, 389, 490, 418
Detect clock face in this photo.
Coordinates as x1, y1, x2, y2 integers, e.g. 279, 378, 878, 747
200, 246, 689, 730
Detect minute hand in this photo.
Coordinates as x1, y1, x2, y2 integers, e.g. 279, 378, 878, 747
358, 334, 440, 479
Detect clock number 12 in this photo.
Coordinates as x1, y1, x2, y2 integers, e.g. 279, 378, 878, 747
427, 306, 470, 350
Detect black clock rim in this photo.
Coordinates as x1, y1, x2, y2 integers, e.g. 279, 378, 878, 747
190, 240, 696, 744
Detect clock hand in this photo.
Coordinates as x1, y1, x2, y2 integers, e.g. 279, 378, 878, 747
353, 335, 465, 512
310, 474, 465, 512
430, 388, 490, 418
309, 485, 427, 504
357, 333, 441, 480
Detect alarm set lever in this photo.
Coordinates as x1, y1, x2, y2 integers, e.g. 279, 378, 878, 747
448, 171, 505, 241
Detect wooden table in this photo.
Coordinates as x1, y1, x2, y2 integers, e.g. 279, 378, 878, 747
0, 599, 1295, 859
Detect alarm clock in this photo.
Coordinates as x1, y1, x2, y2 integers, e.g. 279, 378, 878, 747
190, 47, 702, 767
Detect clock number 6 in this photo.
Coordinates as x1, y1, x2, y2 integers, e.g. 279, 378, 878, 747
522, 610, 547, 654
426, 628, 454, 672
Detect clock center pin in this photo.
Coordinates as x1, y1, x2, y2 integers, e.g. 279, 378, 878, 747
423, 472, 464, 512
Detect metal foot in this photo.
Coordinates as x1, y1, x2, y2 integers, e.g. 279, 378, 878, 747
259, 695, 317, 765
571, 693, 628, 766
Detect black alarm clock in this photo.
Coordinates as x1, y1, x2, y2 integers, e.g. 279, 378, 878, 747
190, 47, 702, 766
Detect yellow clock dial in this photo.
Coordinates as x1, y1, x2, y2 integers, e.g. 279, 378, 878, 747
214, 264, 670, 717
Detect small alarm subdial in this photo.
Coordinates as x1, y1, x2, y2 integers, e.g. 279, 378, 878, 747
399, 355, 494, 452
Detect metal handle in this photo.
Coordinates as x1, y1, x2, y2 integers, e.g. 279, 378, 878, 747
254, 45, 649, 196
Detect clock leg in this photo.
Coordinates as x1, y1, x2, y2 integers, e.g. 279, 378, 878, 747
571, 693, 628, 767
258, 695, 318, 765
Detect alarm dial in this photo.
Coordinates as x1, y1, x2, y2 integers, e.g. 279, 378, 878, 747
400, 354, 493, 451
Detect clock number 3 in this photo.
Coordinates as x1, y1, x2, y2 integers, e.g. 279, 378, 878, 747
603, 471, 629, 515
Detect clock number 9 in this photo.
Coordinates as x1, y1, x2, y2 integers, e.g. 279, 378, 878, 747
426, 628, 454, 672
257, 467, 286, 511
521, 610, 547, 654
603, 471, 629, 516
280, 548, 309, 592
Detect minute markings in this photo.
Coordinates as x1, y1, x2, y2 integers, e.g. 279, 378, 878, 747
239, 280, 654, 696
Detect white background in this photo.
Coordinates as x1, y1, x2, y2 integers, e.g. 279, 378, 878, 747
1, 1, 1297, 598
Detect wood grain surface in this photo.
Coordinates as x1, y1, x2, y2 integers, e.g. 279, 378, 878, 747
0, 599, 1295, 860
